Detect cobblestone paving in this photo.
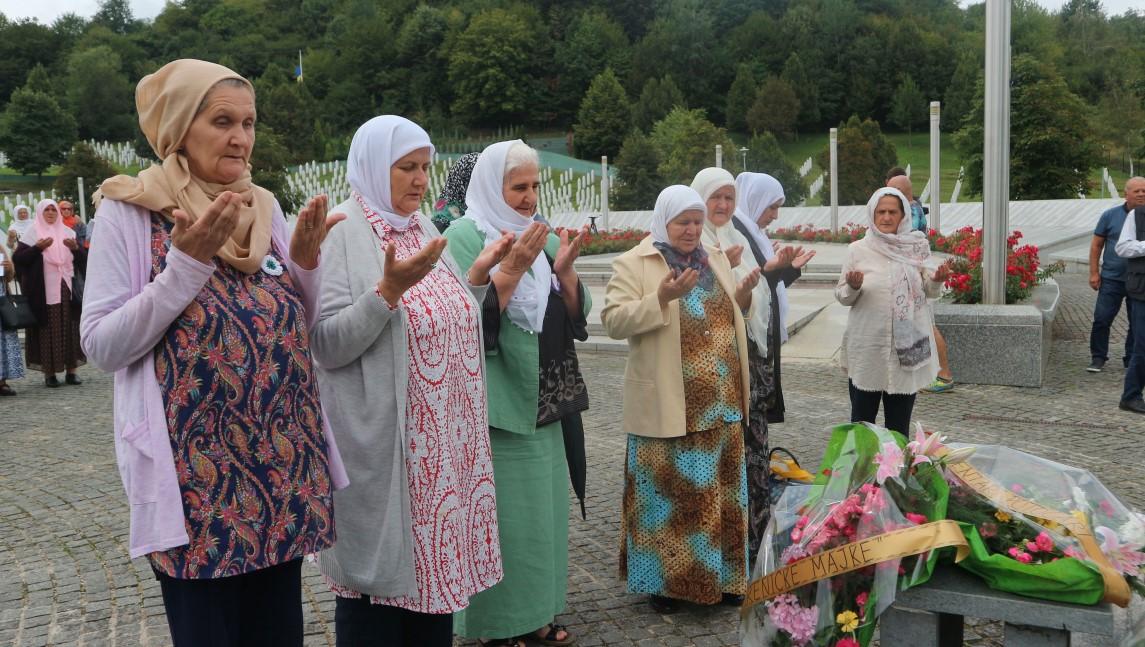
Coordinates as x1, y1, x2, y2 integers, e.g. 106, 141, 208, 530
1, 270, 1141, 646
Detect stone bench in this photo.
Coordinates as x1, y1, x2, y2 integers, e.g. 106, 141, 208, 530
881, 564, 1114, 646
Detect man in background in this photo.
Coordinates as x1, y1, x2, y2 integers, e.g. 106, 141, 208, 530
1087, 177, 1145, 373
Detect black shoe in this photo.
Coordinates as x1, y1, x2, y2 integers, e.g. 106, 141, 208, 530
65, 373, 82, 386
649, 595, 679, 614
45, 375, 60, 388
720, 593, 745, 606
1119, 399, 1145, 414
1086, 359, 1106, 373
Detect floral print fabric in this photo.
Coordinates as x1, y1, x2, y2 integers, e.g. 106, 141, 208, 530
147, 214, 336, 579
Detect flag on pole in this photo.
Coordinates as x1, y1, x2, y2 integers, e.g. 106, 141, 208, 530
295, 50, 304, 83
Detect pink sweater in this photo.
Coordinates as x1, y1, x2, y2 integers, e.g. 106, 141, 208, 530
80, 199, 348, 559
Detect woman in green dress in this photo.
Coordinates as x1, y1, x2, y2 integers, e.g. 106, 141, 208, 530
445, 140, 590, 647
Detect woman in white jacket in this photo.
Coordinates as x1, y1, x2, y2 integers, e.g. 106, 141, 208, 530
835, 187, 950, 433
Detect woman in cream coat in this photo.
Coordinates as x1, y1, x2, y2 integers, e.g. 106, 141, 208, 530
602, 185, 760, 614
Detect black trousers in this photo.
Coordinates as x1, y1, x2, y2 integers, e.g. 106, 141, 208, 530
155, 558, 303, 647
335, 595, 454, 647
848, 380, 917, 434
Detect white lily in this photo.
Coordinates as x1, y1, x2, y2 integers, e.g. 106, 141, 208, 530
941, 446, 976, 464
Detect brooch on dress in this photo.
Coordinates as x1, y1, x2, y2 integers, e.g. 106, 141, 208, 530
261, 255, 284, 276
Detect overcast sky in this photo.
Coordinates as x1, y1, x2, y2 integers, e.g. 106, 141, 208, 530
0, 0, 1139, 26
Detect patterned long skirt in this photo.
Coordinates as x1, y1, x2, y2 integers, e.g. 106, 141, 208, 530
745, 339, 772, 566
25, 285, 85, 375
620, 422, 748, 605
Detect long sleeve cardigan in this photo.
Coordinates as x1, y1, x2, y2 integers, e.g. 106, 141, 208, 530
311, 200, 489, 599
79, 198, 349, 559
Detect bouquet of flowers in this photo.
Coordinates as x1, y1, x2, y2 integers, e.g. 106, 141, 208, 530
742, 423, 970, 647
944, 444, 1145, 607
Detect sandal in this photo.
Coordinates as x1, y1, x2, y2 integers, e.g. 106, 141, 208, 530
525, 623, 575, 646
0, 384, 14, 396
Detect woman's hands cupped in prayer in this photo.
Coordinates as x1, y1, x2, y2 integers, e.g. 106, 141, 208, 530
499, 222, 549, 277
63, 238, 78, 251
724, 244, 744, 269
791, 246, 816, 269
735, 267, 763, 310
845, 270, 864, 290
657, 268, 700, 307
35, 238, 54, 250
932, 259, 953, 284
764, 243, 797, 272
171, 191, 242, 264
469, 232, 515, 286
553, 225, 588, 278
376, 238, 447, 307
290, 194, 346, 271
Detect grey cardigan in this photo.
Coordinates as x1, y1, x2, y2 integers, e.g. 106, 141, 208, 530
312, 199, 488, 598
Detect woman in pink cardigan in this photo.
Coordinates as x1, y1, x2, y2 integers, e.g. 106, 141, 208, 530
80, 59, 347, 647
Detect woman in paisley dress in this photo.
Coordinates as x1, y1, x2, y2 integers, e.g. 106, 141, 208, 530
602, 185, 761, 614
311, 115, 514, 647
445, 140, 591, 647
80, 59, 348, 647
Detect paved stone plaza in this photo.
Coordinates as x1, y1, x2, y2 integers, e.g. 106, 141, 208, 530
1, 271, 1142, 646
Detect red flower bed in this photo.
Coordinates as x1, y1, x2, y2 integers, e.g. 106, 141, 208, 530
555, 227, 647, 255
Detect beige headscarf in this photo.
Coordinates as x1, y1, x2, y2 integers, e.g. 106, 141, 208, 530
99, 59, 273, 274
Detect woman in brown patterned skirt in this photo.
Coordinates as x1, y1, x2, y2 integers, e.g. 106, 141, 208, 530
13, 199, 86, 387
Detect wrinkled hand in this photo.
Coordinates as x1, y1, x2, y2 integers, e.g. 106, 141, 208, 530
845, 270, 864, 290
791, 247, 816, 269
35, 237, 54, 250
377, 238, 447, 306
63, 238, 78, 251
500, 222, 548, 276
171, 191, 242, 264
658, 268, 699, 306
470, 232, 515, 286
554, 225, 588, 277
1089, 274, 1101, 291
725, 244, 744, 269
764, 243, 797, 271
1, 259, 12, 275
735, 267, 763, 310
290, 194, 346, 271
6, 230, 16, 246
932, 260, 952, 284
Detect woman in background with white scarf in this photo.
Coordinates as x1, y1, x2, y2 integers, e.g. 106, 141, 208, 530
834, 187, 949, 433
731, 173, 815, 426
6, 204, 33, 252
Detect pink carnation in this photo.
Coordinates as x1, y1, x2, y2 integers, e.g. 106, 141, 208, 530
836, 638, 861, 647
905, 513, 928, 525
1016, 551, 1033, 564
1035, 532, 1055, 553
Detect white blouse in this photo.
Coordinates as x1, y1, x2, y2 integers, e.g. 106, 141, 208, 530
834, 237, 942, 394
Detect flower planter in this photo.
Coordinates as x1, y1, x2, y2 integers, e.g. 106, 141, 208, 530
932, 278, 1059, 388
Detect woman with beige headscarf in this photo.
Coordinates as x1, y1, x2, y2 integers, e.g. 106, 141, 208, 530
79, 59, 349, 647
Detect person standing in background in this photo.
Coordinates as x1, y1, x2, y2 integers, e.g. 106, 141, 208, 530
1087, 177, 1145, 373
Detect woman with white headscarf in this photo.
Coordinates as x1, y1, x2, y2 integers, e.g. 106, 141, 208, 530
311, 116, 515, 646
731, 173, 815, 425
602, 185, 760, 614
835, 187, 949, 433
445, 140, 590, 647
6, 204, 32, 252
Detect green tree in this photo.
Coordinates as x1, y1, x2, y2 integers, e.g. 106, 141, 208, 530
954, 54, 1099, 200
0, 88, 77, 178
250, 124, 303, 214
613, 130, 662, 210
746, 131, 808, 205
746, 76, 800, 140
942, 51, 980, 132
782, 52, 821, 130
64, 46, 136, 141
649, 107, 739, 183
554, 10, 631, 124
725, 64, 757, 133
448, 8, 540, 125
574, 69, 632, 160
92, 0, 138, 34
53, 142, 118, 216
0, 20, 59, 103
815, 115, 898, 205
888, 74, 926, 147
23, 64, 56, 94
254, 65, 322, 164
633, 75, 686, 132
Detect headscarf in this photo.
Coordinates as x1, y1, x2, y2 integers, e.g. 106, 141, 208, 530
346, 115, 435, 232
650, 185, 714, 290
98, 59, 274, 274
462, 140, 549, 333
8, 204, 33, 240
734, 172, 791, 341
432, 151, 480, 232
692, 168, 770, 351
864, 186, 934, 370
20, 199, 76, 305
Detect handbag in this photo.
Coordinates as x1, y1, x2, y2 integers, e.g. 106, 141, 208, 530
70, 273, 85, 306
0, 292, 37, 330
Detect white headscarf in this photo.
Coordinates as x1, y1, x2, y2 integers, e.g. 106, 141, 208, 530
650, 185, 706, 245
865, 186, 934, 370
692, 168, 771, 350
734, 172, 791, 342
8, 204, 33, 240
346, 115, 435, 231
462, 140, 549, 333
